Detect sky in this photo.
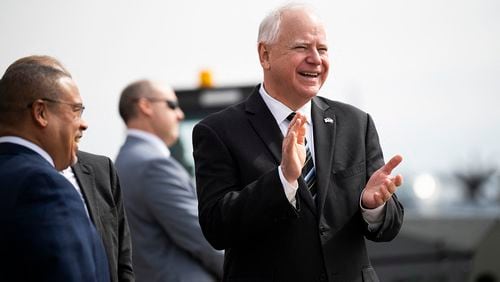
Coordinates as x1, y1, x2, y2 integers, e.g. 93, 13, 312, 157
1, 0, 499, 181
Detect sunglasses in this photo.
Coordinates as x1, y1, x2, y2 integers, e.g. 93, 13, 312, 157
145, 98, 179, 110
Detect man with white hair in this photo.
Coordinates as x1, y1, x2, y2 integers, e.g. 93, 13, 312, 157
193, 4, 404, 282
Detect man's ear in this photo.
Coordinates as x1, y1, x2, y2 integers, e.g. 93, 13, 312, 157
137, 98, 154, 117
31, 100, 49, 127
258, 43, 271, 70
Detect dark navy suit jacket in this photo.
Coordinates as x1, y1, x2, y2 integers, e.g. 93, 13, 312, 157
0, 142, 110, 282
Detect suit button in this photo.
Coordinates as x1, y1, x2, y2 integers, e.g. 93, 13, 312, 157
319, 273, 327, 281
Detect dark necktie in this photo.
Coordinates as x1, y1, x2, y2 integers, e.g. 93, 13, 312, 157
286, 112, 317, 197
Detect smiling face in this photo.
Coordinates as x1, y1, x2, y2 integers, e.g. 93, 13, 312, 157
45, 76, 88, 170
259, 8, 329, 110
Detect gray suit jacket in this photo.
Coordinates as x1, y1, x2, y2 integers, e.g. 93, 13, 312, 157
115, 135, 224, 282
72, 151, 134, 282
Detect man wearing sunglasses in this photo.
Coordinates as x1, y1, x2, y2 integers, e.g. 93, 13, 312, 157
115, 79, 223, 282
0, 55, 110, 282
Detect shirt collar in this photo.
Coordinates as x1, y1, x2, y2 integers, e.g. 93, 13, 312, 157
0, 136, 55, 167
126, 129, 170, 158
259, 83, 312, 125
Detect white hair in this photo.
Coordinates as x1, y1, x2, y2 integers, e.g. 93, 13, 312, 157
257, 2, 317, 44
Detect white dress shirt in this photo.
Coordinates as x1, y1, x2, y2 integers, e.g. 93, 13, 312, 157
60, 167, 90, 218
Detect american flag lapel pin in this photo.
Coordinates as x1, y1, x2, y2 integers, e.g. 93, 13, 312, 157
323, 117, 334, 124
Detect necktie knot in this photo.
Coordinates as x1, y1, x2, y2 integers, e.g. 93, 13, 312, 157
286, 112, 296, 122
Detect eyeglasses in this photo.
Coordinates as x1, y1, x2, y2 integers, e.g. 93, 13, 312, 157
146, 98, 179, 110
28, 98, 85, 117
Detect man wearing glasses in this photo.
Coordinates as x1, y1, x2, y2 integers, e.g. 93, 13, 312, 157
115, 79, 223, 282
0, 55, 110, 282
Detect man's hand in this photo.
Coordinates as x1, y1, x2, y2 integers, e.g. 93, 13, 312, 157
281, 113, 307, 183
362, 155, 403, 209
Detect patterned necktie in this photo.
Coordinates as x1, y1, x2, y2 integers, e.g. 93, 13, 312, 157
286, 112, 317, 197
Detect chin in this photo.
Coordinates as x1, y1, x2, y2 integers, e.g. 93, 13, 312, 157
306, 89, 321, 99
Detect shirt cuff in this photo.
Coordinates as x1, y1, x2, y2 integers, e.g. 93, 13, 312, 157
278, 165, 298, 207
360, 190, 386, 231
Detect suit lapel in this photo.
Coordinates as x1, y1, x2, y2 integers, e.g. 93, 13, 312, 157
72, 157, 101, 228
244, 88, 283, 163
311, 97, 336, 214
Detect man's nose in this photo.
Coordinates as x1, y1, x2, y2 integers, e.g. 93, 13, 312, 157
80, 118, 89, 131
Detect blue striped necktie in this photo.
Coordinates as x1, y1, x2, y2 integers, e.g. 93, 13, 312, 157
286, 112, 317, 197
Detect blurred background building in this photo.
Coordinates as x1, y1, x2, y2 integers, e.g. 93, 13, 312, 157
1, 0, 499, 281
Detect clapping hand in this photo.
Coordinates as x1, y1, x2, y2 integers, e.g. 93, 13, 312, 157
361, 155, 403, 209
281, 112, 307, 183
